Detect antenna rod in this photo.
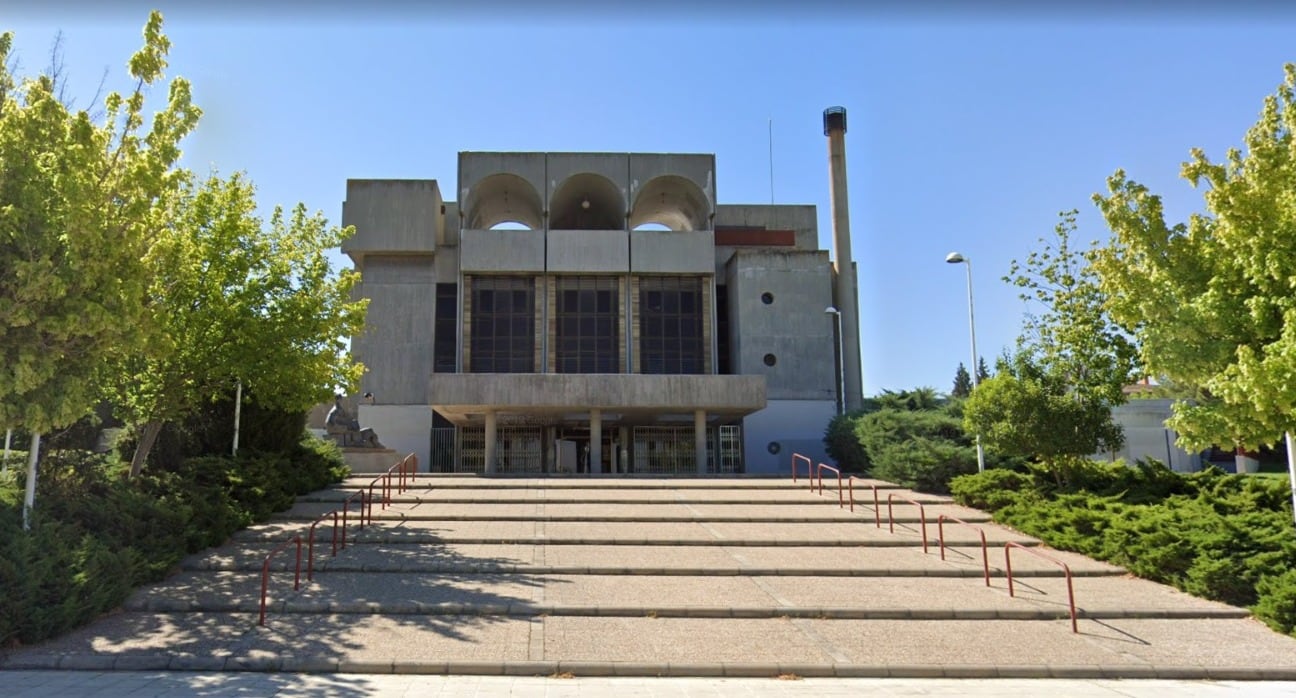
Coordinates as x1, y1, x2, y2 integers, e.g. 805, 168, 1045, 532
768, 118, 775, 204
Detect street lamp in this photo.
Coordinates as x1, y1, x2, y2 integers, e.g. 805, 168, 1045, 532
824, 306, 845, 416
945, 252, 986, 473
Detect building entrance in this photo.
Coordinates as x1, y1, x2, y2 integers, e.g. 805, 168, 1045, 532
555, 427, 622, 475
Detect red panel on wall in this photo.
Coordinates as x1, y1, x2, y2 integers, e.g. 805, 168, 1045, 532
714, 227, 796, 247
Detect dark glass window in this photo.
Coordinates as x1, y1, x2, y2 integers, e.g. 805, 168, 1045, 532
469, 277, 534, 373
715, 285, 730, 375
639, 277, 704, 375
434, 283, 458, 373
556, 277, 619, 373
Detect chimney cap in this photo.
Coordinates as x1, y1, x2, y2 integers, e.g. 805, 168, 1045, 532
823, 106, 847, 135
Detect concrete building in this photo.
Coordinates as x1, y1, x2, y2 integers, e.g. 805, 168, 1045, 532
341, 116, 862, 475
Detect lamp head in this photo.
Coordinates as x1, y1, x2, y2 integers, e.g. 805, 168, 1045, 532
945, 252, 966, 264
824, 306, 839, 315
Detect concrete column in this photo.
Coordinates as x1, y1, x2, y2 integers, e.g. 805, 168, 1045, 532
484, 411, 497, 475
694, 410, 708, 475
590, 409, 602, 476
620, 426, 631, 474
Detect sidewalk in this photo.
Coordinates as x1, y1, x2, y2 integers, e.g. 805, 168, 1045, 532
5, 672, 1296, 697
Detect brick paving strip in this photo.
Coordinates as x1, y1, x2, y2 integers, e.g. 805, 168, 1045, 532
4, 475, 1296, 680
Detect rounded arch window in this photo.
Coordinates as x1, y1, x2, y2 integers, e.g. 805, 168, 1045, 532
763, 353, 777, 367
463, 173, 544, 231
550, 173, 625, 230
760, 292, 774, 305
628, 174, 712, 231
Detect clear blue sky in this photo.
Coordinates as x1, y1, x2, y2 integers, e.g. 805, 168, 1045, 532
6, 2, 1295, 395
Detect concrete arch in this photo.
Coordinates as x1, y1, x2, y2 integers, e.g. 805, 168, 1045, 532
629, 175, 711, 232
464, 173, 544, 230
550, 173, 625, 230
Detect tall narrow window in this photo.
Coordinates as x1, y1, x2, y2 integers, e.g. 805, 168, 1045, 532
639, 277, 704, 374
556, 277, 619, 373
434, 283, 458, 373
715, 285, 730, 375
469, 277, 535, 373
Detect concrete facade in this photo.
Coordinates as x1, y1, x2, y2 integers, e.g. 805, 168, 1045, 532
342, 150, 859, 475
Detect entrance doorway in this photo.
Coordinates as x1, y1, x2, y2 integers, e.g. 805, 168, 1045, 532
555, 427, 620, 474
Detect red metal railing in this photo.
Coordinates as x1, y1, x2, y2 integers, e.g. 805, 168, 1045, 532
938, 514, 990, 586
259, 452, 415, 626
887, 493, 929, 553
1005, 541, 1078, 633
847, 476, 881, 526
790, 453, 813, 487
367, 453, 418, 520
258, 534, 302, 626
815, 462, 843, 507
306, 511, 338, 582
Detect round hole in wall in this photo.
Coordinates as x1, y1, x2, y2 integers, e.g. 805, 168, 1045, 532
767, 441, 782, 455
761, 291, 774, 305
763, 353, 777, 367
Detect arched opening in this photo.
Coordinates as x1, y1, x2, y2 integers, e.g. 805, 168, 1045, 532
631, 222, 672, 232
629, 175, 711, 232
550, 173, 625, 230
464, 173, 543, 231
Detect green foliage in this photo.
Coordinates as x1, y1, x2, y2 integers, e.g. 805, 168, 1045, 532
111, 171, 366, 475
951, 461, 1296, 637
824, 411, 870, 472
951, 363, 973, 399
966, 211, 1136, 475
0, 12, 200, 434
1092, 65, 1296, 522
825, 388, 979, 493
964, 363, 1126, 463
0, 434, 347, 646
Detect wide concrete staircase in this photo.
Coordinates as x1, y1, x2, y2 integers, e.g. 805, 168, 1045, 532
5, 473, 1296, 679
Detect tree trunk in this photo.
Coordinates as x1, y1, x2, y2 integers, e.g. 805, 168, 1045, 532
22, 432, 40, 531
1286, 432, 1296, 530
128, 420, 164, 479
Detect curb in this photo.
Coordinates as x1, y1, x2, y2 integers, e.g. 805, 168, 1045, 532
2, 656, 1289, 680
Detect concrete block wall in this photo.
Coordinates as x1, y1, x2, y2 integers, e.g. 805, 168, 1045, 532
726, 249, 835, 401
352, 256, 436, 404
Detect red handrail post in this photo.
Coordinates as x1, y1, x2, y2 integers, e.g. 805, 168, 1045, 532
791, 453, 812, 486
258, 534, 302, 626
1004, 541, 1078, 633
886, 493, 929, 553
815, 463, 843, 507
937, 514, 990, 587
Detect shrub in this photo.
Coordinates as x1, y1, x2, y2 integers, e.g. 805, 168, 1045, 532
0, 432, 347, 646
949, 465, 1296, 639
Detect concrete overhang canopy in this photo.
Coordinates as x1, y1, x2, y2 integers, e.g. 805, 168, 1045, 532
429, 373, 766, 425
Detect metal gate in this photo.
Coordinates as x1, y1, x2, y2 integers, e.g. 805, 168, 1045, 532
455, 425, 543, 474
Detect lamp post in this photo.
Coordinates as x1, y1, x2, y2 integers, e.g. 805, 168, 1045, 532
824, 306, 845, 416
945, 252, 986, 473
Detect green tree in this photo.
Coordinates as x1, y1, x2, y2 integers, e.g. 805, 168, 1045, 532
0, 14, 200, 525
1092, 63, 1296, 523
965, 211, 1139, 476
110, 172, 368, 476
951, 363, 973, 398
976, 357, 992, 384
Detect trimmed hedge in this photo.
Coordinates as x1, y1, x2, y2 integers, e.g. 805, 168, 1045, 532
0, 435, 348, 647
950, 460, 1296, 636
